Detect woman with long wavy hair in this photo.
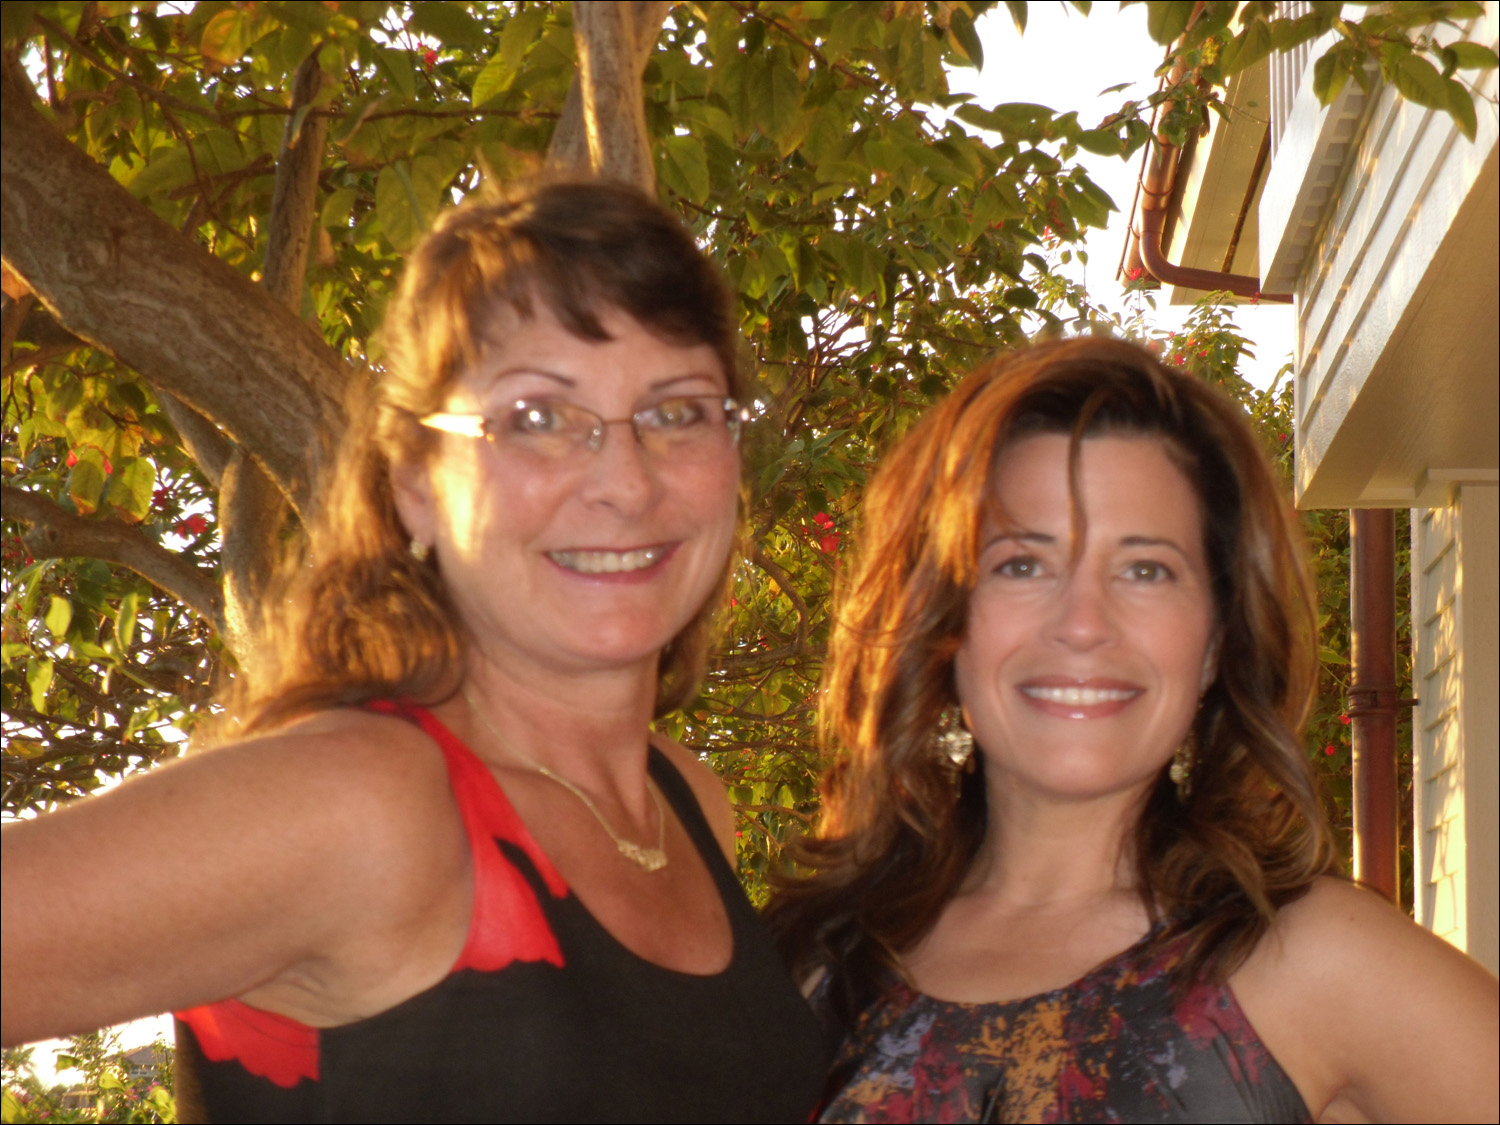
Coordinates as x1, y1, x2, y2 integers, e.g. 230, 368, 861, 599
769, 337, 1496, 1123
3, 181, 826, 1122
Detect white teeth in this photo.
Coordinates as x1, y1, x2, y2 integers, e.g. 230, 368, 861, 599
1022, 686, 1136, 706
549, 547, 664, 574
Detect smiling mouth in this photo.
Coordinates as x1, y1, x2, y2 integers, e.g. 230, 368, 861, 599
1021, 685, 1139, 706
548, 547, 667, 574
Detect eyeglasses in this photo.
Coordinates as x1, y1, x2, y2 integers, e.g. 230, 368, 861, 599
419, 395, 749, 462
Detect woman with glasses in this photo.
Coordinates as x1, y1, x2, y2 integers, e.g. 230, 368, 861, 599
2, 182, 827, 1121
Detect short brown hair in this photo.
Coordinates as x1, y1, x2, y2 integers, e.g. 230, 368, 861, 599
232, 182, 741, 731
767, 336, 1335, 1015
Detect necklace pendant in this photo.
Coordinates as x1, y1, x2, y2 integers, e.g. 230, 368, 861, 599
617, 840, 668, 872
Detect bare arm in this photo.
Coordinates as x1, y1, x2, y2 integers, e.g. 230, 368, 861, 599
1236, 877, 1499, 1123
1, 711, 469, 1046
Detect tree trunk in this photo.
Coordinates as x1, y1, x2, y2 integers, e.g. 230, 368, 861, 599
548, 1, 671, 191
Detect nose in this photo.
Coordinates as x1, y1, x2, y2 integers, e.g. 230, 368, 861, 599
1047, 568, 1119, 652
576, 419, 658, 515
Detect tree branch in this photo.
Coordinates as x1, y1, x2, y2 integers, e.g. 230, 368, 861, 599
154, 391, 231, 488
218, 48, 332, 652
3, 485, 226, 636
261, 50, 329, 309
549, 0, 669, 185
0, 58, 347, 513
750, 543, 810, 650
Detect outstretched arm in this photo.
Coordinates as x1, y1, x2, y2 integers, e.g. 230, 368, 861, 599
1, 710, 470, 1046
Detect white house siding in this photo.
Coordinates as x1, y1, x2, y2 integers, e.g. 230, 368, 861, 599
1282, 11, 1498, 509
1413, 485, 1499, 973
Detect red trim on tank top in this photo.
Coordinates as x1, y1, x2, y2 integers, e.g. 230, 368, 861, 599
177, 1000, 319, 1087
175, 700, 567, 1085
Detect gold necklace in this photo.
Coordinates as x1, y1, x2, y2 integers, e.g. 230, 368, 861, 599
461, 685, 668, 872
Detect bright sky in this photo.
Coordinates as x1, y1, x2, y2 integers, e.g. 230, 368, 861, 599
949, 1, 1296, 389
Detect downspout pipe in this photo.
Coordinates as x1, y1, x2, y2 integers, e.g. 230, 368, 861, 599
1136, 133, 1293, 303
1129, 7, 1293, 304
1349, 508, 1401, 904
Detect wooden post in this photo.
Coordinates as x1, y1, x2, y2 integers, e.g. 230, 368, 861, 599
1349, 508, 1400, 902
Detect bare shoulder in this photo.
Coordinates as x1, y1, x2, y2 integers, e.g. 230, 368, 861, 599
1261, 877, 1494, 996
652, 734, 736, 862
1235, 877, 1498, 1122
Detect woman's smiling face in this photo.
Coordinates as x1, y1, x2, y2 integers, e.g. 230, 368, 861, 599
392, 302, 740, 684
954, 432, 1219, 807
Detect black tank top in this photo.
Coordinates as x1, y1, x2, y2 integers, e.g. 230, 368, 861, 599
176, 703, 826, 1123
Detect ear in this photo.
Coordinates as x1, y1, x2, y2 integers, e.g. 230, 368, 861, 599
1199, 632, 1222, 696
389, 455, 438, 552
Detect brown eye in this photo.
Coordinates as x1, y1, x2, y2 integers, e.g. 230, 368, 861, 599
508, 401, 566, 435
1125, 561, 1173, 582
995, 556, 1043, 579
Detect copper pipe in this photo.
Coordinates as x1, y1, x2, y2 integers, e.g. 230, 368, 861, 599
1349, 508, 1400, 903
1123, 4, 1293, 304
1136, 141, 1292, 303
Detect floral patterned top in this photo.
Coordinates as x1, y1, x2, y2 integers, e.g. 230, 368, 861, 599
818, 927, 1310, 1123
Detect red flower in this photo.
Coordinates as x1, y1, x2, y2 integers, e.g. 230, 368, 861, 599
422, 48, 438, 69
813, 511, 834, 530
1126, 266, 1145, 281
66, 450, 78, 467
1340, 713, 1350, 725
101, 456, 112, 475
1324, 744, 1336, 755
820, 533, 841, 554
176, 513, 210, 536
153, 487, 171, 509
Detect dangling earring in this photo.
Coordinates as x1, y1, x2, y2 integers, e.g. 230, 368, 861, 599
1169, 735, 1194, 801
409, 539, 431, 563
935, 708, 975, 774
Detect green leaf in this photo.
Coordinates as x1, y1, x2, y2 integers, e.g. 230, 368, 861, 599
375, 159, 446, 252
1004, 1, 1028, 34
27, 658, 53, 713
199, 8, 270, 65
471, 50, 513, 108
658, 135, 710, 204
1145, 1, 1195, 46
1448, 42, 1499, 71
499, 5, 546, 73
66, 456, 108, 516
1393, 51, 1450, 110
948, 9, 983, 68
45, 596, 73, 641
117, 591, 141, 652
106, 456, 156, 523
320, 186, 357, 229
1077, 128, 1125, 156
1224, 19, 1273, 76
1446, 78, 1477, 141
1311, 50, 1349, 104
407, 1, 487, 49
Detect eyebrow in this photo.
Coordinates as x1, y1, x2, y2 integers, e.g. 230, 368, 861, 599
980, 530, 1054, 552
980, 531, 1191, 554
1120, 534, 1190, 555
476, 368, 724, 395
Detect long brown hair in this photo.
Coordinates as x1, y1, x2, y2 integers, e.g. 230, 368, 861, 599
228, 181, 742, 732
767, 337, 1335, 1016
